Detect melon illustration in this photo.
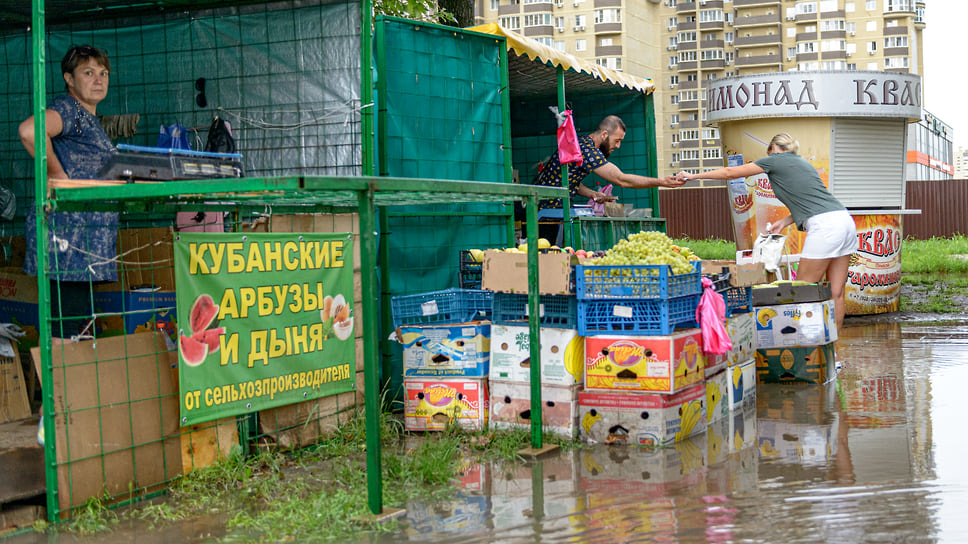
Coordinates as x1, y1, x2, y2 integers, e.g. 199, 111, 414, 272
192, 326, 225, 355
189, 293, 219, 334
180, 334, 210, 367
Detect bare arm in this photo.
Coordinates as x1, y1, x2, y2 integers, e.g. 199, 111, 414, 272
19, 110, 69, 179
593, 162, 686, 189
677, 162, 765, 182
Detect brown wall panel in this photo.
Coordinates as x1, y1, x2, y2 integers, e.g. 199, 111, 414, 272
904, 179, 968, 239
659, 187, 734, 240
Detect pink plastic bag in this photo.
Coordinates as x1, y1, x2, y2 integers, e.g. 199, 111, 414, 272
587, 183, 613, 215
557, 110, 583, 166
696, 277, 732, 355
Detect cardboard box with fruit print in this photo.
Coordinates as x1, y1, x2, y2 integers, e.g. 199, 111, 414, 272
584, 329, 705, 394
489, 381, 580, 438
577, 382, 707, 446
489, 324, 583, 386
404, 378, 488, 431
754, 299, 837, 349
397, 321, 490, 378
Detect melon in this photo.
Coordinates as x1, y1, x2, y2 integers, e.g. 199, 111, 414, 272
192, 326, 225, 355
180, 334, 210, 367
189, 293, 219, 334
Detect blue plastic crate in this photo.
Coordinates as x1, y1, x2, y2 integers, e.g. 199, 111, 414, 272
577, 294, 700, 336
391, 288, 493, 327
458, 250, 483, 289
725, 286, 753, 317
576, 260, 702, 300
491, 292, 578, 328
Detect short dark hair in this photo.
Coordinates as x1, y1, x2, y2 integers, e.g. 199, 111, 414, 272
61, 45, 111, 77
597, 115, 625, 134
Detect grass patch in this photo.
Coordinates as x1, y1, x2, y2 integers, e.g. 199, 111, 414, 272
900, 235, 968, 275
672, 237, 737, 260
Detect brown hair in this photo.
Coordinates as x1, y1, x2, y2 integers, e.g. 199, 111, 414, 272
61, 45, 111, 78
597, 115, 626, 134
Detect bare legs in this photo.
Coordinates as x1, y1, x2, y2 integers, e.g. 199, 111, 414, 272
795, 254, 851, 332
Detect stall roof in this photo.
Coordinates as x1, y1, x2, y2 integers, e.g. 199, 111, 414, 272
0, 0, 270, 30
467, 22, 654, 97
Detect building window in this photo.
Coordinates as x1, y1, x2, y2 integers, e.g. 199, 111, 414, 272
671, 95, 679, 105
726, 51, 734, 63
847, 63, 857, 70
524, 0, 550, 3
700, 49, 724, 61
866, 20, 877, 32
796, 2, 817, 15
524, 14, 552, 26
725, 32, 734, 43
576, 38, 586, 51
797, 62, 819, 70
867, 61, 878, 70
670, 75, 679, 85
499, 16, 521, 29
820, 19, 846, 31
699, 9, 723, 23
671, 152, 680, 163
706, 72, 717, 81
679, 90, 700, 102
704, 33, 719, 41
820, 60, 846, 70
846, 22, 856, 33
555, 16, 565, 30
594, 9, 621, 24
804, 24, 817, 33
787, 47, 797, 58
680, 129, 700, 141
600, 38, 613, 47
797, 42, 817, 54
680, 50, 698, 62
703, 148, 722, 160
669, 17, 678, 27
670, 114, 679, 125
702, 128, 719, 139
867, 41, 877, 53
678, 31, 697, 43
555, 40, 566, 51
866, 0, 876, 10
681, 149, 700, 161
884, 57, 909, 69
787, 27, 797, 38
534, 37, 553, 46
821, 40, 846, 52
819, 0, 838, 11
670, 55, 678, 67
596, 57, 623, 71
884, 36, 908, 48
670, 37, 679, 48
490, 0, 498, 10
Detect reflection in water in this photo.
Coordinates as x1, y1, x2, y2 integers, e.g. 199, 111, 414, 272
388, 322, 968, 543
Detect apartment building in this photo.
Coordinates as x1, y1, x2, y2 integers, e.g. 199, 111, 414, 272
474, 0, 937, 185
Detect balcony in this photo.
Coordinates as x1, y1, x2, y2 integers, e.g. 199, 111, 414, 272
677, 1, 697, 13
680, 119, 701, 128
524, 2, 553, 12
524, 25, 555, 37
595, 45, 623, 56
735, 53, 783, 67
795, 31, 819, 41
593, 0, 621, 6
678, 20, 697, 31
498, 4, 521, 15
794, 11, 818, 22
820, 30, 846, 40
796, 52, 818, 61
734, 33, 782, 47
679, 80, 699, 90
699, 19, 725, 31
594, 22, 622, 34
733, 0, 779, 6
679, 159, 701, 169
699, 39, 725, 49
677, 61, 699, 71
820, 9, 845, 19
679, 100, 700, 110
734, 12, 781, 27
820, 50, 846, 60
884, 25, 909, 35
885, 46, 909, 57
701, 59, 726, 69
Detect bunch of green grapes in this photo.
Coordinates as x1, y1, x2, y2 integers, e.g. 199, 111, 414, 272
588, 231, 698, 275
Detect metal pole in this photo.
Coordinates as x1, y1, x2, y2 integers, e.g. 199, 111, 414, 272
557, 66, 572, 248
500, 42, 516, 247
358, 185, 383, 514
525, 194, 542, 449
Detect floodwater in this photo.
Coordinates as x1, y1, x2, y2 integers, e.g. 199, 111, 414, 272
6, 320, 968, 543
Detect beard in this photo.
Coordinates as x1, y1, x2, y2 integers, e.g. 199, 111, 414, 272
598, 140, 612, 159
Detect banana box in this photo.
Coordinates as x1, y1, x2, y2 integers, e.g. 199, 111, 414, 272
757, 416, 838, 465
755, 343, 836, 384
727, 358, 756, 409
707, 401, 758, 466
397, 321, 490, 378
491, 449, 579, 498
705, 369, 729, 426
754, 299, 837, 349
584, 330, 705, 394
404, 378, 489, 431
756, 379, 838, 425
579, 433, 708, 497
490, 494, 579, 533
582, 496, 678, 538
725, 311, 756, 365
577, 382, 707, 446
489, 381, 581, 438
489, 325, 583, 386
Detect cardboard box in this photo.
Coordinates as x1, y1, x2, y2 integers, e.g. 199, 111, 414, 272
404, 378, 488, 431
702, 260, 768, 287
488, 381, 580, 438
757, 417, 838, 465
580, 433, 708, 497
30, 333, 181, 516
116, 227, 176, 291
489, 325, 583, 386
584, 330, 705, 394
92, 289, 177, 342
397, 322, 490, 378
752, 281, 832, 306
0, 345, 31, 423
754, 299, 837, 349
0, 268, 39, 348
481, 250, 576, 295
406, 494, 490, 534
756, 379, 838, 426
577, 383, 707, 446
727, 358, 757, 409
755, 343, 837, 385
704, 352, 728, 378
705, 369, 729, 426
725, 311, 756, 366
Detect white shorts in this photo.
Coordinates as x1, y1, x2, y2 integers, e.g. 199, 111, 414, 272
800, 210, 857, 259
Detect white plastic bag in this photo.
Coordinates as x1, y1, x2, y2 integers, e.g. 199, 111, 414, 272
752, 232, 787, 278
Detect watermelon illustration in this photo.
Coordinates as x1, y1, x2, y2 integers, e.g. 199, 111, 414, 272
193, 326, 225, 355
189, 294, 219, 334
180, 334, 209, 367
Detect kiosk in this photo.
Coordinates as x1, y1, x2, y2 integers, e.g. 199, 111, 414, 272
705, 71, 922, 315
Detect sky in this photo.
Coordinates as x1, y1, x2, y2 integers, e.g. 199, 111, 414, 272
922, 2, 964, 150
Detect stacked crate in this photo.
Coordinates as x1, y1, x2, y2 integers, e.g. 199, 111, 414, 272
391, 288, 494, 431
574, 261, 710, 446
751, 282, 838, 385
